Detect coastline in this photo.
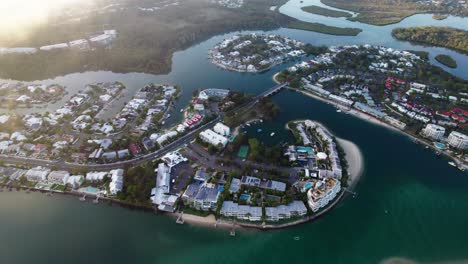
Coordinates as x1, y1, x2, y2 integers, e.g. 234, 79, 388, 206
273, 73, 467, 170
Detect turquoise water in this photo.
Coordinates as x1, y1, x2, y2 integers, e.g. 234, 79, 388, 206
239, 194, 251, 201
304, 182, 313, 189
434, 142, 447, 149
79, 187, 100, 194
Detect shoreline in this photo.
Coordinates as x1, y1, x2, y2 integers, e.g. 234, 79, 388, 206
273, 73, 466, 170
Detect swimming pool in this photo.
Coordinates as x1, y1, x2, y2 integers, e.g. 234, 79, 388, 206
304, 182, 313, 189
79, 187, 100, 194
434, 142, 447, 149
239, 194, 251, 201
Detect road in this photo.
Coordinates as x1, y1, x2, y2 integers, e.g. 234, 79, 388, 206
0, 83, 287, 171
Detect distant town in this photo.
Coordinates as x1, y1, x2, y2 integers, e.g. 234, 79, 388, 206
209, 33, 307, 73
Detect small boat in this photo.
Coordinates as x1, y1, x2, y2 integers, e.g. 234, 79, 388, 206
270, 132, 275, 136
458, 166, 466, 172
257, 129, 262, 132
167, 114, 171, 118
294, 236, 300, 241
435, 151, 441, 156
448, 161, 457, 167
336, 109, 342, 113
180, 109, 184, 112
246, 123, 250, 127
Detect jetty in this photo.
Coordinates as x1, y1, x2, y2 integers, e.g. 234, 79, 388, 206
176, 212, 185, 224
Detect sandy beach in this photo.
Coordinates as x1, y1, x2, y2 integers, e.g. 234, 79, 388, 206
336, 138, 364, 189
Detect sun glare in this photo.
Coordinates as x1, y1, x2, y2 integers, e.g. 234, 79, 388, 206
0, 0, 88, 40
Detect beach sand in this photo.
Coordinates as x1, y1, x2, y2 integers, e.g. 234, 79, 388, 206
336, 138, 364, 189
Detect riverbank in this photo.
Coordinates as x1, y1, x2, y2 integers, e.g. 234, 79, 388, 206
274, 73, 467, 170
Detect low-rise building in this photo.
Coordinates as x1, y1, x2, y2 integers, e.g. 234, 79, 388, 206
25, 167, 50, 182
182, 183, 220, 211
213, 122, 230, 136
109, 169, 124, 195
265, 201, 308, 221
220, 201, 262, 221
47, 170, 70, 185
199, 129, 228, 148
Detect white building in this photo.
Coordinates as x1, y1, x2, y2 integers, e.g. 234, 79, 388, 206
220, 201, 262, 221
307, 177, 341, 212
109, 169, 124, 195
69, 39, 90, 50
47, 170, 70, 185
447, 131, 468, 150
199, 129, 228, 148
66, 175, 84, 189
213, 122, 230, 136
86, 171, 108, 182
198, 89, 230, 100
265, 201, 308, 221
89, 30, 117, 45
25, 167, 50, 182
151, 163, 179, 212
39, 43, 69, 51
421, 124, 446, 141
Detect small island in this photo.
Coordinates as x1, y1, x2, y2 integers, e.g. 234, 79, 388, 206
209, 33, 309, 73
435, 54, 457, 68
301, 5, 352, 18
392, 26, 468, 54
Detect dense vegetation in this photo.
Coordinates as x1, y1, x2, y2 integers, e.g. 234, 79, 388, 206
287, 20, 361, 36
435, 54, 458, 68
301, 5, 352, 18
117, 162, 155, 206
392, 27, 468, 54
323, 0, 467, 25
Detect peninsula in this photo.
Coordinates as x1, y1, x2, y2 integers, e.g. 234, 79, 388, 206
274, 43, 468, 170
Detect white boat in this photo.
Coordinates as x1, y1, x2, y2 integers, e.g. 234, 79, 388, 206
336, 109, 342, 113
180, 109, 184, 112
257, 129, 262, 132
448, 161, 457, 167
270, 132, 275, 136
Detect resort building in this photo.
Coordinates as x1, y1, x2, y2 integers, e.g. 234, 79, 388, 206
307, 177, 341, 212
198, 89, 230, 100
86, 171, 108, 182
220, 201, 262, 222
182, 182, 220, 211
25, 167, 50, 182
199, 129, 228, 148
151, 163, 179, 212
240, 176, 287, 192
66, 175, 84, 189
265, 201, 308, 221
47, 170, 70, 185
213, 122, 230, 136
109, 169, 124, 195
447, 131, 468, 150
421, 124, 446, 141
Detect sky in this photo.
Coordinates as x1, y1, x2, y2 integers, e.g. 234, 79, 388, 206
0, 0, 90, 40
